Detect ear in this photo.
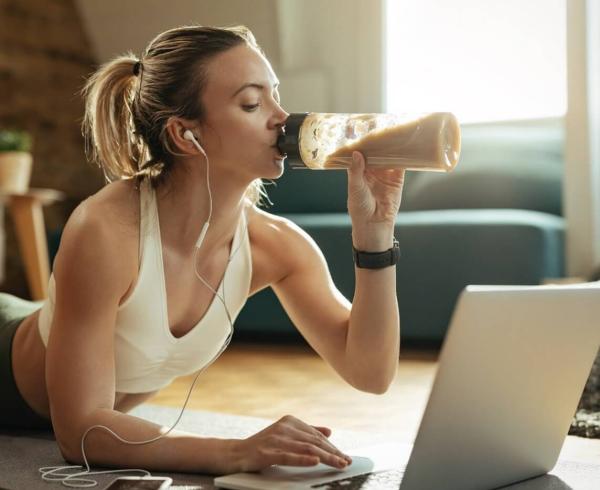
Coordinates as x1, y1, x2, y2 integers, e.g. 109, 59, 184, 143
165, 117, 201, 155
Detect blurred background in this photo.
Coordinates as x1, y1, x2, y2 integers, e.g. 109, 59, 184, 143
0, 0, 598, 344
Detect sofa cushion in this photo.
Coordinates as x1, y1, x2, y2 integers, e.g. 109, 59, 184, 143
264, 168, 349, 214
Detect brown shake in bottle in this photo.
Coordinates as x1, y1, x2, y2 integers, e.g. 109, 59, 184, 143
277, 112, 461, 171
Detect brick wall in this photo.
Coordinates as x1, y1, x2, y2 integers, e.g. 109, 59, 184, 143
0, 0, 104, 298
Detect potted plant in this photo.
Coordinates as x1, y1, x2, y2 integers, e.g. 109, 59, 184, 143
0, 129, 33, 194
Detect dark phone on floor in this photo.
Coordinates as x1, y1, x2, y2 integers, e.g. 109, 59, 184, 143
103, 476, 172, 489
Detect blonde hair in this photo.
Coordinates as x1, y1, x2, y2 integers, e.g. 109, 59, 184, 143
81, 25, 269, 205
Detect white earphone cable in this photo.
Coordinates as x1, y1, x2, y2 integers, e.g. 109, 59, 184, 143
40, 137, 248, 487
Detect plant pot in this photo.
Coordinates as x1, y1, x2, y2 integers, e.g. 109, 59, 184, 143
0, 151, 32, 194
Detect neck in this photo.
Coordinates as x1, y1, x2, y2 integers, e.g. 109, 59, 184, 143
154, 156, 252, 255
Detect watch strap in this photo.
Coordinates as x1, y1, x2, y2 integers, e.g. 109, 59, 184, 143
352, 238, 400, 269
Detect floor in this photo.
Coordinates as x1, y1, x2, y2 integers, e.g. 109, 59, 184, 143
150, 342, 438, 442
150, 341, 600, 464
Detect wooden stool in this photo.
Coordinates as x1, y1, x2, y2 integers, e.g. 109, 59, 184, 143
1, 188, 65, 300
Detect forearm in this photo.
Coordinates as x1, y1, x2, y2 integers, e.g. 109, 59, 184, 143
60, 408, 237, 474
346, 225, 400, 393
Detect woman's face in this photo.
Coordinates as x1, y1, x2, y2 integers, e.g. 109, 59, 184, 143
197, 44, 289, 181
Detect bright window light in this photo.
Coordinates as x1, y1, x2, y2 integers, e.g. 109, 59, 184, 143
385, 0, 567, 124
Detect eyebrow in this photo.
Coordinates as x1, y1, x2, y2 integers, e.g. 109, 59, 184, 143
232, 81, 280, 98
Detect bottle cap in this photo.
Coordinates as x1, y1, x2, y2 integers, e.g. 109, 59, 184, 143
276, 113, 309, 168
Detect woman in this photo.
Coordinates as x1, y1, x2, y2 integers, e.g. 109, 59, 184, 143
1, 25, 404, 475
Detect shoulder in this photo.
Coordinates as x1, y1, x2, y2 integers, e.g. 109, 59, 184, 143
248, 206, 316, 250
70, 178, 140, 232
247, 205, 326, 281
54, 179, 140, 296
65, 180, 139, 237
60, 179, 139, 256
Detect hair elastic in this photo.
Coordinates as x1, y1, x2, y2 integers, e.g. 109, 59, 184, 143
132, 61, 142, 76
132, 59, 144, 106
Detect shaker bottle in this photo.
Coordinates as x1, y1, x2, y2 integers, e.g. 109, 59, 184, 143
276, 112, 461, 171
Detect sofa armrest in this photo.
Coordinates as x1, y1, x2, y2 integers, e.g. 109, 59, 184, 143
391, 209, 564, 341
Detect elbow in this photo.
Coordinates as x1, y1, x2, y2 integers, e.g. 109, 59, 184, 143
54, 418, 94, 465
373, 381, 393, 395
52, 407, 112, 465
353, 381, 391, 395
359, 380, 393, 395
350, 369, 396, 395
343, 346, 399, 394
56, 433, 82, 465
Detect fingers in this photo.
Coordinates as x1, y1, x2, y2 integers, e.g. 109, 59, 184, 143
279, 416, 352, 464
348, 151, 365, 177
261, 449, 320, 467
347, 152, 369, 202
350, 151, 366, 171
281, 416, 333, 445
286, 426, 351, 465
276, 438, 350, 469
311, 425, 332, 437
244, 415, 354, 471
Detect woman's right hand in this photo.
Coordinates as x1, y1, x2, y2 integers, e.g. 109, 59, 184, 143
230, 415, 353, 473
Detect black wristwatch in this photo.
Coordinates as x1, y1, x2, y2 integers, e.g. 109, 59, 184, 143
352, 238, 400, 269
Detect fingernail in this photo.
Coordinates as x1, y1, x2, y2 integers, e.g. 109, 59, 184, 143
352, 152, 359, 163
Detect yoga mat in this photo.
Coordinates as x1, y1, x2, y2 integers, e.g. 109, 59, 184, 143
1, 404, 599, 489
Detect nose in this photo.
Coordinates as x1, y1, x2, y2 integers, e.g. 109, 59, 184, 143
276, 105, 289, 125
270, 104, 289, 131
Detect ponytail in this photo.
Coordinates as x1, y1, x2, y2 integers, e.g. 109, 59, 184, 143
81, 53, 148, 183
80, 26, 270, 206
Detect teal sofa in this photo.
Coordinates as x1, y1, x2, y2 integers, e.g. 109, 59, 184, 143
234, 119, 565, 344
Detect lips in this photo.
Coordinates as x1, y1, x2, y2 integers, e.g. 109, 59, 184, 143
272, 130, 286, 156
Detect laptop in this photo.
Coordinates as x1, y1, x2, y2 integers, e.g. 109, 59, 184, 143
214, 283, 600, 490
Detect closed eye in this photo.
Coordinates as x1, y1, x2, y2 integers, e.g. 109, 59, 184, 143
243, 94, 280, 112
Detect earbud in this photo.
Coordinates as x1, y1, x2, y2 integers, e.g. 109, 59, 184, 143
182, 129, 211, 249
183, 129, 206, 156
40, 127, 235, 490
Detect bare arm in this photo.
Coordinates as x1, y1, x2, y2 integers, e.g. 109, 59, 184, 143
47, 197, 350, 474
271, 152, 404, 394
346, 227, 399, 393
45, 200, 233, 473
270, 220, 398, 394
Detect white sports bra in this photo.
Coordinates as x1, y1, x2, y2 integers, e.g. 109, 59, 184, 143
37, 180, 252, 393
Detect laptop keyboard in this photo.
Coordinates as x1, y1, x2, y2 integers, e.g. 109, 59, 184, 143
310, 467, 406, 489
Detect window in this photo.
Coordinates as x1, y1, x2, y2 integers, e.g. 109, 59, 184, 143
385, 0, 567, 124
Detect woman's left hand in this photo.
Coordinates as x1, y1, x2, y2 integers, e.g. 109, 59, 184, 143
347, 151, 405, 249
